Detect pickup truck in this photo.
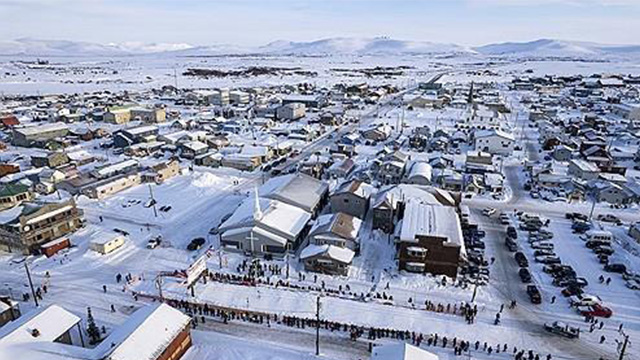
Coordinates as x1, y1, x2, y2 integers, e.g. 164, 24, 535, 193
544, 321, 580, 339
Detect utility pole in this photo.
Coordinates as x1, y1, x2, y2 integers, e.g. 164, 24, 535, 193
588, 191, 597, 221
471, 278, 479, 303
24, 262, 38, 307
315, 295, 321, 356
155, 275, 164, 302
148, 184, 158, 218
618, 333, 629, 360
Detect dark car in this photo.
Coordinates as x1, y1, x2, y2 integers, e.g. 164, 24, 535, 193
598, 254, 609, 264
604, 263, 626, 273
515, 252, 529, 267
593, 246, 614, 256
527, 285, 542, 304
519, 268, 532, 283
113, 228, 130, 236
572, 221, 591, 233
507, 226, 517, 239
562, 284, 584, 297
505, 238, 518, 252
187, 237, 206, 251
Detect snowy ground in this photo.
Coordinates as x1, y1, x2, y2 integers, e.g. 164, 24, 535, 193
0, 56, 639, 360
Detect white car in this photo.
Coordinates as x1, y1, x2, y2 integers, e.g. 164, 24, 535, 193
147, 236, 162, 249
569, 295, 602, 307
626, 280, 640, 290
483, 208, 497, 217
531, 242, 554, 250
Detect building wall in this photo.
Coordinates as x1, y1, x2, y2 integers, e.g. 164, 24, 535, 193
330, 193, 368, 219
85, 174, 142, 200
398, 235, 460, 278
303, 256, 348, 276
156, 327, 192, 360
0, 191, 34, 211
104, 111, 131, 124
474, 136, 514, 155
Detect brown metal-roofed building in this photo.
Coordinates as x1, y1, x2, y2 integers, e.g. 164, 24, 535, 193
0, 199, 84, 254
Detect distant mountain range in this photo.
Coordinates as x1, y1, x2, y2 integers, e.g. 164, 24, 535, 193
1, 37, 639, 58
475, 39, 640, 57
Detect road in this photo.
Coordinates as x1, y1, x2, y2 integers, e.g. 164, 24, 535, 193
274, 72, 446, 174
197, 317, 369, 360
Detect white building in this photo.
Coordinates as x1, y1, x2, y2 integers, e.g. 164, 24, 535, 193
474, 129, 515, 155
277, 103, 306, 121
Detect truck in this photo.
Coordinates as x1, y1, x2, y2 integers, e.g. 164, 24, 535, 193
544, 321, 580, 339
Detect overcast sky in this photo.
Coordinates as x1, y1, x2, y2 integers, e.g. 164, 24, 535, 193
1, 0, 638, 46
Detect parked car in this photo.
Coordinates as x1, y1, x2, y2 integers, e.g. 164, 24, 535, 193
527, 285, 542, 304
534, 249, 555, 257
598, 253, 609, 264
544, 321, 580, 339
505, 238, 518, 252
569, 295, 602, 307
586, 239, 611, 249
187, 237, 206, 251
515, 252, 529, 267
535, 255, 561, 264
531, 242, 554, 250
147, 236, 162, 249
593, 246, 614, 256
507, 226, 517, 239
562, 282, 586, 296
554, 277, 588, 288
572, 221, 592, 233
597, 214, 621, 225
577, 304, 612, 318
604, 263, 626, 273
113, 228, 130, 236
519, 268, 532, 283
626, 279, 640, 290
483, 208, 496, 217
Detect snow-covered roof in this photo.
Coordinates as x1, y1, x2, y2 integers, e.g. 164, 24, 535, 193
333, 180, 374, 199
371, 343, 439, 360
474, 128, 515, 141
0, 205, 24, 224
123, 125, 158, 136
15, 122, 69, 136
299, 244, 355, 264
570, 159, 599, 173
399, 199, 463, 250
220, 196, 311, 240
309, 212, 362, 241
260, 173, 328, 213
182, 141, 208, 152
94, 159, 139, 178
408, 161, 432, 180
97, 303, 190, 360
0, 304, 80, 347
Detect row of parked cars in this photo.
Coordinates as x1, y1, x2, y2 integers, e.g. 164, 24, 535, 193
500, 212, 546, 304
459, 218, 490, 286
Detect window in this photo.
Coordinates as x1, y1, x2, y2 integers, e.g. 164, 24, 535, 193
343, 198, 349, 204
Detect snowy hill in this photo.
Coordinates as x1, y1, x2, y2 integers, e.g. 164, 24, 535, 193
474, 39, 640, 57
2, 37, 639, 58
0, 38, 194, 56
257, 37, 473, 55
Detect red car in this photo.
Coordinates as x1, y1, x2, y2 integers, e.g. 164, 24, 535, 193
577, 304, 612, 318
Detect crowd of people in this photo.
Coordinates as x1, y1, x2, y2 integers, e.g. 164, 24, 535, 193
146, 295, 556, 360
206, 270, 470, 318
